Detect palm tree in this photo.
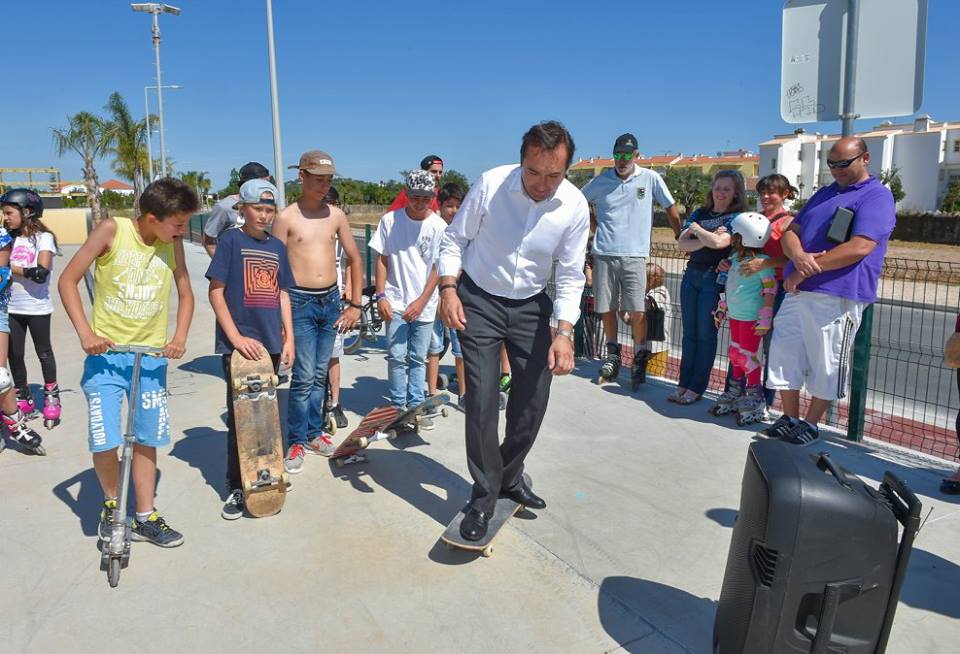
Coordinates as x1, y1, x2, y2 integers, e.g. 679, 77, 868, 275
52, 111, 111, 220
180, 171, 211, 207
104, 92, 150, 198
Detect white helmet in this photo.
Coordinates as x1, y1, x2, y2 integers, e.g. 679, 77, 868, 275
730, 212, 772, 249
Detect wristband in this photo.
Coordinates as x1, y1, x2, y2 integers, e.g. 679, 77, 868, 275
375, 292, 387, 301
349, 301, 363, 310
439, 284, 457, 293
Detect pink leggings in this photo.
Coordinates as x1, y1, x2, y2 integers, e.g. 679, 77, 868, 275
729, 318, 763, 386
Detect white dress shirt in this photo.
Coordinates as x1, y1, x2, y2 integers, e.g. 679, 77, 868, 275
438, 164, 589, 325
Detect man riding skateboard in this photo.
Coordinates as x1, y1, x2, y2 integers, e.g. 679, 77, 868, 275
272, 151, 362, 473
438, 121, 589, 541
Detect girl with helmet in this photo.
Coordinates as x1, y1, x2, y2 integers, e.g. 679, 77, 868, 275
1, 188, 61, 429
710, 211, 777, 426
0, 189, 47, 454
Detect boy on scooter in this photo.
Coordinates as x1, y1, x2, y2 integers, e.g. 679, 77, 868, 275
59, 178, 197, 547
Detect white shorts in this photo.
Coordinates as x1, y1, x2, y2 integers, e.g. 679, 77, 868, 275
766, 291, 864, 401
331, 332, 344, 358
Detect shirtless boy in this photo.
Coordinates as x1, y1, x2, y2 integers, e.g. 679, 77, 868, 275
272, 150, 361, 473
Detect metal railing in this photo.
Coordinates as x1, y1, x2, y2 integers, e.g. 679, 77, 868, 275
578, 243, 960, 461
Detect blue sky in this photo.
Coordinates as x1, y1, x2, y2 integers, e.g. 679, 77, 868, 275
3, 1, 957, 190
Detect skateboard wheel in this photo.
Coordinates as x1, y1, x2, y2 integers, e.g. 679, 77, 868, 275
281, 472, 289, 485
242, 480, 251, 494
440, 408, 448, 418
233, 379, 243, 391
272, 375, 279, 386
481, 546, 493, 558
328, 422, 337, 436
386, 429, 397, 440
357, 436, 368, 449
335, 458, 344, 468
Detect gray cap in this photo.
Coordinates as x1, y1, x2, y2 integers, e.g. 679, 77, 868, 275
233, 179, 280, 209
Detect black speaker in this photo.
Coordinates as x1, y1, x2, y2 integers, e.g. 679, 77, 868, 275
714, 440, 921, 653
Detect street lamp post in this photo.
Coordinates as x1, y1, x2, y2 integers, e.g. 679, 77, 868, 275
131, 3, 181, 177
265, 0, 285, 209
144, 84, 181, 182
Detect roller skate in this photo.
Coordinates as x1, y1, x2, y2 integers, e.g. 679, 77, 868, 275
2, 408, 46, 455
709, 378, 743, 416
17, 386, 39, 420
42, 383, 61, 429
631, 350, 651, 391
597, 345, 621, 385
736, 385, 766, 426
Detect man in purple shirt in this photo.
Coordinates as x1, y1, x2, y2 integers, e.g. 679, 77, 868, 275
761, 136, 896, 443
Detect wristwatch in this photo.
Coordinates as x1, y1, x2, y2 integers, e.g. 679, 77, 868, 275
557, 328, 573, 341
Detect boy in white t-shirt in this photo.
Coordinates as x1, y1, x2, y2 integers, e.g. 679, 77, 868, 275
368, 171, 446, 426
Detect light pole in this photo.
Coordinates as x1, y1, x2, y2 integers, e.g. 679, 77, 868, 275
144, 84, 181, 182
265, 0, 285, 209
131, 3, 181, 178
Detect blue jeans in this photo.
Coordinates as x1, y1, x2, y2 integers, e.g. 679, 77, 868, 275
679, 264, 721, 395
386, 319, 433, 408
287, 288, 341, 444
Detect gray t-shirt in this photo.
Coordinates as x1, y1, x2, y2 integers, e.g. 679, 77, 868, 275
581, 166, 674, 257
203, 194, 243, 239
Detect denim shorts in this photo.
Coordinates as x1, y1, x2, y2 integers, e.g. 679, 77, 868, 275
0, 307, 9, 334
81, 352, 170, 453
429, 318, 462, 357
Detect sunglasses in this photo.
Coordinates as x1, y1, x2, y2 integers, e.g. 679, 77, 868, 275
826, 152, 865, 169
613, 152, 635, 161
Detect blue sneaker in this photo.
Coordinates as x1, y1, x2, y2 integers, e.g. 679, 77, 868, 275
132, 511, 184, 548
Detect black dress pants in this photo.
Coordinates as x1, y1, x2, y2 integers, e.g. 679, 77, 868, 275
457, 274, 554, 514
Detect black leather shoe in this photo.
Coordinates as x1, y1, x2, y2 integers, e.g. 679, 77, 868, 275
500, 483, 546, 510
459, 508, 489, 541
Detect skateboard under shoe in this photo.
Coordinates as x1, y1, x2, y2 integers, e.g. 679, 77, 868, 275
331, 393, 451, 466
440, 473, 532, 558
232, 352, 287, 518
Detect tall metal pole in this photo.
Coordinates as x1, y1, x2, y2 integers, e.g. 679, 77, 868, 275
152, 11, 168, 177
266, 0, 285, 209
841, 0, 861, 137
144, 86, 154, 182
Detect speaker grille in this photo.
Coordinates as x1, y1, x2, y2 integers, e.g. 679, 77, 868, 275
752, 543, 779, 587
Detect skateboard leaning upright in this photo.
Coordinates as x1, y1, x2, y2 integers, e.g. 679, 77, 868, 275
231, 351, 287, 517
331, 393, 450, 466
441, 473, 532, 558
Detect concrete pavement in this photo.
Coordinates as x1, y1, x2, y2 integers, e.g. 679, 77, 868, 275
1, 240, 958, 653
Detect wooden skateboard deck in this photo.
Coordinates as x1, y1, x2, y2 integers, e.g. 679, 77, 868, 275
232, 352, 286, 518
331, 393, 451, 466
440, 473, 532, 557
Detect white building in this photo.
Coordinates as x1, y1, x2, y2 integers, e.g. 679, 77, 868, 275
759, 116, 960, 211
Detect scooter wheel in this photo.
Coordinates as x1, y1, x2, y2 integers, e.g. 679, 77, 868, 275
108, 557, 121, 588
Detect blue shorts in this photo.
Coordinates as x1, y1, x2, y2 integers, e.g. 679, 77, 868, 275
0, 307, 8, 334
81, 352, 170, 453
429, 318, 462, 358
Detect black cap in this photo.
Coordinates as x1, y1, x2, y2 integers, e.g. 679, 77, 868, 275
239, 161, 271, 184
420, 154, 443, 170
613, 133, 638, 154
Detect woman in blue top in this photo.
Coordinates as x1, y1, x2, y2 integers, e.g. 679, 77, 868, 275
669, 170, 748, 405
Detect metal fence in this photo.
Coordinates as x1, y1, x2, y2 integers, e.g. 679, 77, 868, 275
185, 213, 960, 462
578, 243, 960, 461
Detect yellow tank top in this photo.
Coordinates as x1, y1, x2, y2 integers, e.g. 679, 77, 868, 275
92, 217, 175, 347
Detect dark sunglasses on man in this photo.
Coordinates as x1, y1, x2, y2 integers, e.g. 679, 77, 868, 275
826, 151, 866, 169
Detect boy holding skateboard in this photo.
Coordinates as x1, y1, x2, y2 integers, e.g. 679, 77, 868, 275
59, 178, 198, 547
205, 180, 294, 518
369, 170, 446, 424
